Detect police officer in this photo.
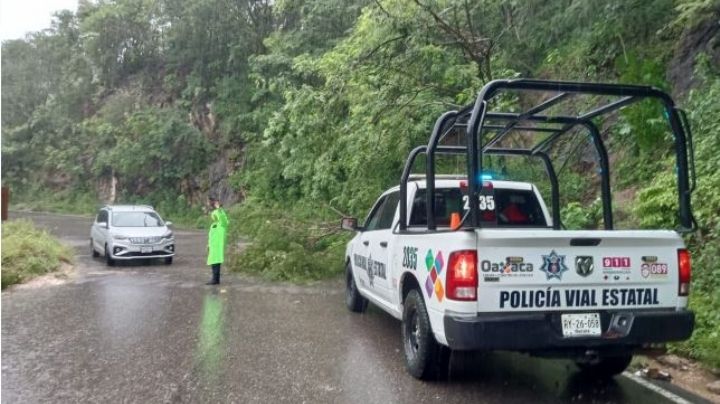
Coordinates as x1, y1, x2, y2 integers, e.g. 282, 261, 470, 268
206, 196, 229, 285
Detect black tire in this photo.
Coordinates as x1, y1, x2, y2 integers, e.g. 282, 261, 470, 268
345, 263, 367, 313
105, 245, 115, 267
164, 257, 173, 265
576, 354, 632, 378
91, 239, 99, 258
402, 289, 451, 380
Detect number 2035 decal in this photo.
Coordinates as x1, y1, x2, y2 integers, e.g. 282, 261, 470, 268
402, 246, 418, 270
462, 195, 495, 211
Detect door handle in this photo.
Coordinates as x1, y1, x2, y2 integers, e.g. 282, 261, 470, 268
379, 241, 388, 248
363, 240, 369, 246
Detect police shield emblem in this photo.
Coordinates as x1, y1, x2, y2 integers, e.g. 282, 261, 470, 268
540, 250, 568, 280
575, 256, 594, 277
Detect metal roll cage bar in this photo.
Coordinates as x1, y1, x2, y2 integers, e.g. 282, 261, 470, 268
398, 79, 696, 233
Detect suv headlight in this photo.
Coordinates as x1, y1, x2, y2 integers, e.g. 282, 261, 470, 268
113, 234, 129, 240
162, 231, 174, 239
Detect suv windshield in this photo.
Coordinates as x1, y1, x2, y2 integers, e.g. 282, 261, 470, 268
112, 212, 164, 227
410, 187, 547, 228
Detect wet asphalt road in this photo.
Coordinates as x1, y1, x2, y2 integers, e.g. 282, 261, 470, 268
1, 212, 707, 403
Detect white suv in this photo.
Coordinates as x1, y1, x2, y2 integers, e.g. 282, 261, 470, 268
90, 205, 175, 266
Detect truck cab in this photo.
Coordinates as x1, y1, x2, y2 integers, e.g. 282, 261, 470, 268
347, 177, 552, 307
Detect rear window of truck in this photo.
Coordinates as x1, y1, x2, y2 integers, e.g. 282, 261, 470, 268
409, 188, 547, 228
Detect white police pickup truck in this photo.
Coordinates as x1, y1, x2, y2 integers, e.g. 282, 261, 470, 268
340, 79, 697, 380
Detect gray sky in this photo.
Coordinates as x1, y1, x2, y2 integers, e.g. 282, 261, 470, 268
1, 0, 78, 41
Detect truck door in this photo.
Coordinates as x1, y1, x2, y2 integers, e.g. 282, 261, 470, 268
353, 195, 387, 295
362, 191, 399, 302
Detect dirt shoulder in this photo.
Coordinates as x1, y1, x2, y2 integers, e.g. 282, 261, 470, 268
6, 263, 77, 291
633, 354, 720, 403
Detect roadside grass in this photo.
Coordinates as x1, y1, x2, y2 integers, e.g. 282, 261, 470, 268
1, 219, 74, 289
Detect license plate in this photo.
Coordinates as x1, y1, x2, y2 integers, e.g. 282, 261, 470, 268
141, 246, 153, 254
561, 313, 601, 337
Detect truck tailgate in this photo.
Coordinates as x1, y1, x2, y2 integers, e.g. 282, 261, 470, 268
475, 229, 685, 312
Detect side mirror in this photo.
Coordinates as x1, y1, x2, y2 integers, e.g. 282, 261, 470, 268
340, 217, 359, 231
97, 222, 108, 229
165, 221, 173, 227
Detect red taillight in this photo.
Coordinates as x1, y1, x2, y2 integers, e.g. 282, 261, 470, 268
446, 250, 478, 301
678, 249, 691, 296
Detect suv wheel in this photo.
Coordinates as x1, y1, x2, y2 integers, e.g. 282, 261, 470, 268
345, 263, 367, 312
402, 289, 450, 380
91, 239, 99, 258
105, 245, 115, 267
164, 257, 173, 265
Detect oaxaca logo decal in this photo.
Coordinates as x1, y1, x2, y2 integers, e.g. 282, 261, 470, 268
540, 250, 568, 280
424, 249, 445, 302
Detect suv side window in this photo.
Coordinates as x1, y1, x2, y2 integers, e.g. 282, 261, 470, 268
97, 210, 108, 224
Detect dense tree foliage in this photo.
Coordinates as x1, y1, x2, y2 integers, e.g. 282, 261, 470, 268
2, 0, 719, 365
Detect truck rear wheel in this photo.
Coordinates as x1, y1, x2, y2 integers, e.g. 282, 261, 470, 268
402, 289, 450, 380
576, 354, 632, 378
345, 263, 367, 313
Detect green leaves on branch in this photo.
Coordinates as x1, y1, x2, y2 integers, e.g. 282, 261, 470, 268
634, 72, 720, 368
88, 106, 213, 197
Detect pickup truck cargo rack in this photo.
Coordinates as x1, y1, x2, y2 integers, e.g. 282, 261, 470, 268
399, 79, 696, 233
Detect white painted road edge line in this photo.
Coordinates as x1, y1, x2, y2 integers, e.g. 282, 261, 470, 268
622, 371, 693, 404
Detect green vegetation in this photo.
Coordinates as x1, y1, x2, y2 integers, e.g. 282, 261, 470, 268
227, 201, 346, 281
1, 0, 719, 366
9, 187, 206, 228
1, 220, 73, 289
635, 70, 720, 368
10, 187, 97, 216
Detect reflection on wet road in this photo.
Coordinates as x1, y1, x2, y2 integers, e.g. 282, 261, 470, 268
195, 293, 226, 387
2, 212, 707, 403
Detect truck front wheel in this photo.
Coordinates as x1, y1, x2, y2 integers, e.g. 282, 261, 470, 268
576, 354, 632, 378
402, 289, 450, 380
345, 263, 367, 313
